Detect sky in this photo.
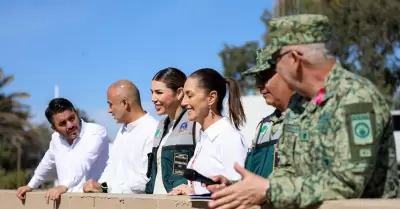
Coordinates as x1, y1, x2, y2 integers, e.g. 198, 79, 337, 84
0, 0, 273, 137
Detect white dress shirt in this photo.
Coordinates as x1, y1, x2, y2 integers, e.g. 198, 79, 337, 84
187, 117, 248, 195
98, 113, 158, 194
28, 120, 109, 192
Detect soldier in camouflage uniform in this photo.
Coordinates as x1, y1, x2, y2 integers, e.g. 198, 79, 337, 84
206, 47, 294, 192
208, 14, 399, 209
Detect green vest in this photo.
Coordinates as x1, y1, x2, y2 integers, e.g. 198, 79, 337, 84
245, 110, 282, 177
145, 109, 196, 194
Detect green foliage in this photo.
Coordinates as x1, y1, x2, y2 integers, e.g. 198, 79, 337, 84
0, 68, 54, 189
220, 41, 259, 95
220, 0, 400, 109
0, 169, 32, 189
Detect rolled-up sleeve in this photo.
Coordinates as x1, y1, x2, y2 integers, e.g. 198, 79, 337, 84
59, 126, 108, 189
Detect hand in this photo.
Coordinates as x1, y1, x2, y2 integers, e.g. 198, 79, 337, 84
208, 162, 269, 209
44, 185, 68, 204
203, 175, 232, 193
168, 184, 194, 196
83, 180, 102, 193
16, 185, 33, 200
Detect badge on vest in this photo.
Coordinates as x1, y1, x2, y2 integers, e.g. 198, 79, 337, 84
260, 124, 268, 134
172, 153, 189, 175
155, 129, 161, 137
179, 122, 188, 133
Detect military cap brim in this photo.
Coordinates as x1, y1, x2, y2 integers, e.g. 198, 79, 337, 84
242, 62, 272, 76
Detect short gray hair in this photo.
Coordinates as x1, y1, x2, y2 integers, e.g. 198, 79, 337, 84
301, 42, 333, 65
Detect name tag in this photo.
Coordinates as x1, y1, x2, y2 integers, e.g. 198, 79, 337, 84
172, 153, 189, 175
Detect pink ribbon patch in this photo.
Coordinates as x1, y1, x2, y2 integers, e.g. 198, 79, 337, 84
312, 87, 325, 105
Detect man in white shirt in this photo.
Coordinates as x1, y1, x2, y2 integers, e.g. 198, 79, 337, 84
16, 98, 109, 202
83, 80, 158, 194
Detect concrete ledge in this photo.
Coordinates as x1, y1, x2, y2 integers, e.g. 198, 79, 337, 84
1, 190, 399, 209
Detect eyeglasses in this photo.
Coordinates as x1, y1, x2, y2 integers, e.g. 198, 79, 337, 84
255, 70, 276, 83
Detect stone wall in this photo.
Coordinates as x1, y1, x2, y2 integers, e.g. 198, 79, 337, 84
1, 190, 399, 209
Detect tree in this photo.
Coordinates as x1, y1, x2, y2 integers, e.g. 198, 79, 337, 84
261, 0, 400, 107
0, 69, 31, 171
219, 0, 400, 108
220, 41, 259, 95
0, 68, 40, 188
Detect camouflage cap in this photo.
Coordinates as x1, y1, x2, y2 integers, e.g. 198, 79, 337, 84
263, 14, 332, 57
242, 47, 273, 76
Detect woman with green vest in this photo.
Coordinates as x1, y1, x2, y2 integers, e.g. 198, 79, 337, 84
145, 67, 200, 194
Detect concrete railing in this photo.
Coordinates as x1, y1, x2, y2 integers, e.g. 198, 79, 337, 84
1, 190, 399, 209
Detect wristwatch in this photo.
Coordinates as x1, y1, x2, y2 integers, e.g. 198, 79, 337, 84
100, 182, 108, 193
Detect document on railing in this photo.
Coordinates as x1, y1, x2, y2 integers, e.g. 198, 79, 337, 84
188, 193, 212, 199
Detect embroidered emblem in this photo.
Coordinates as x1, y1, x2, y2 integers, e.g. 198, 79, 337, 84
155, 129, 160, 137
351, 113, 373, 145
301, 130, 309, 141
359, 148, 372, 157
179, 122, 188, 133
172, 153, 189, 175
260, 124, 268, 134
322, 156, 330, 166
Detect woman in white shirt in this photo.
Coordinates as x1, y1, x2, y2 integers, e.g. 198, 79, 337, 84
169, 68, 248, 195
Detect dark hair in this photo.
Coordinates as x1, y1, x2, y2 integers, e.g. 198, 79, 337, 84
190, 68, 246, 129
45, 98, 76, 125
152, 67, 187, 92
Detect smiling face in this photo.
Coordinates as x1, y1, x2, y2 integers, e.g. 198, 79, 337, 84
52, 109, 81, 141
151, 80, 181, 116
181, 77, 213, 122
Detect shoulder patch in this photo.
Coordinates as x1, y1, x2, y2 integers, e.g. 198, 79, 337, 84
343, 102, 376, 161
351, 113, 373, 145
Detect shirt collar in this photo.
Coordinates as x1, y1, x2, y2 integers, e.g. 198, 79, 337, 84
202, 117, 229, 142
121, 113, 149, 133
79, 119, 86, 138
270, 109, 284, 123
311, 63, 342, 104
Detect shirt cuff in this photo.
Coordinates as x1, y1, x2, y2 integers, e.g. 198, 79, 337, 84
27, 176, 42, 189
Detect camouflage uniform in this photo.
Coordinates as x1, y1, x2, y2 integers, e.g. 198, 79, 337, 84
260, 14, 399, 208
